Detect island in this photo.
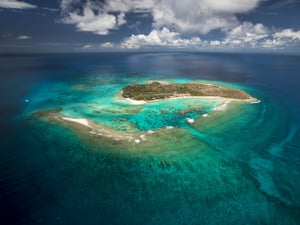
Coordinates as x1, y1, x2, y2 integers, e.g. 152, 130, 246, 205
30, 81, 259, 147
121, 81, 257, 102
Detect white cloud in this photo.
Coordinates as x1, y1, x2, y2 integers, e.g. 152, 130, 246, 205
260, 39, 286, 48
60, 0, 264, 36
104, 0, 134, 12
62, 5, 117, 35
150, 0, 264, 34
0, 0, 36, 9
224, 22, 269, 47
121, 23, 298, 50
82, 44, 92, 49
17, 35, 31, 40
121, 27, 201, 49
58, 0, 300, 50
273, 29, 300, 41
152, 1, 225, 34
60, 0, 78, 11
210, 40, 221, 46
226, 22, 269, 39
42, 7, 59, 12
117, 12, 126, 26
260, 29, 300, 49
222, 25, 300, 49
60, 1, 132, 35
204, 0, 261, 13
101, 42, 114, 48
81, 42, 115, 50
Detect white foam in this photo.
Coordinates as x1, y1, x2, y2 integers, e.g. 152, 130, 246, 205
250, 99, 261, 104
140, 135, 147, 141
134, 139, 141, 144
147, 130, 155, 134
166, 126, 174, 129
202, 113, 208, 117
186, 118, 195, 123
213, 103, 228, 111
89, 130, 97, 135
127, 136, 134, 142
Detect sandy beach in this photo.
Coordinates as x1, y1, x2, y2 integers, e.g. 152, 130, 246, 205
61, 117, 91, 128
34, 110, 159, 145
119, 95, 259, 105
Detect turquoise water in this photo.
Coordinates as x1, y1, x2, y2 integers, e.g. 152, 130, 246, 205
25, 77, 222, 132
1, 53, 299, 224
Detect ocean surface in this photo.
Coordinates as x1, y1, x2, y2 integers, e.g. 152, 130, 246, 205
0, 52, 299, 225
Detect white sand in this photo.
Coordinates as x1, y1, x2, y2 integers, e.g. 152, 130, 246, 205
147, 80, 170, 84
61, 117, 91, 128
122, 95, 259, 105
125, 98, 146, 105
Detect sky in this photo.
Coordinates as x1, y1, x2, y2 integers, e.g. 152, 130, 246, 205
0, 0, 300, 53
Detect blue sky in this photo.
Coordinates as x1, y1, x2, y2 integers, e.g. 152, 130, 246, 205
1, 0, 300, 52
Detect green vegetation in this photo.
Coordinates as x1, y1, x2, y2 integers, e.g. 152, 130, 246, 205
122, 81, 251, 101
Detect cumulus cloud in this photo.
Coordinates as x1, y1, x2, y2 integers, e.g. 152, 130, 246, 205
81, 42, 115, 50
59, 0, 148, 35
121, 27, 201, 49
59, 0, 300, 50
60, 1, 133, 35
0, 0, 36, 9
119, 24, 300, 50
151, 0, 263, 34
17, 35, 31, 40
210, 40, 221, 46
224, 22, 269, 46
260, 39, 286, 48
273, 29, 300, 40
60, 0, 264, 36
221, 25, 300, 49
260, 29, 300, 48
62, 5, 117, 35
82, 44, 92, 49
101, 42, 114, 48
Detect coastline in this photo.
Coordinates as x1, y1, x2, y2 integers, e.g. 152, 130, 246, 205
31, 82, 260, 146
32, 109, 158, 145
118, 92, 260, 105
120, 81, 260, 104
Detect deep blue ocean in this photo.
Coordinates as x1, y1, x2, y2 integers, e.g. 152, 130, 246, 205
0, 52, 299, 225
